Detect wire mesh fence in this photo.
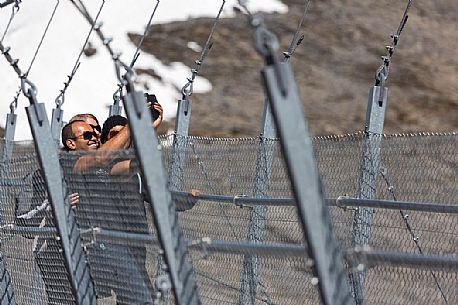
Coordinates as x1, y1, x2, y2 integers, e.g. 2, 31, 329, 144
0, 130, 456, 305
1, 141, 76, 305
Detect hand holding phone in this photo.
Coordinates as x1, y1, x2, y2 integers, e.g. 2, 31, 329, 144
144, 93, 161, 121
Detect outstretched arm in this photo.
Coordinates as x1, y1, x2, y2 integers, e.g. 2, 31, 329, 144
73, 125, 131, 174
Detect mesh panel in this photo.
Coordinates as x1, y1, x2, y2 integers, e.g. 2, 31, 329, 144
189, 250, 321, 305
377, 133, 457, 203
59, 149, 167, 305
352, 266, 458, 305
163, 135, 321, 304
158, 132, 457, 305
0, 140, 76, 305
0, 131, 456, 305
177, 200, 319, 304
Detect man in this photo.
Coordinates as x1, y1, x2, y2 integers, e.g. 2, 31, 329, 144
69, 113, 102, 141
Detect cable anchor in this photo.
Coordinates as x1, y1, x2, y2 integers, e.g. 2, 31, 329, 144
253, 18, 287, 97
9, 87, 20, 114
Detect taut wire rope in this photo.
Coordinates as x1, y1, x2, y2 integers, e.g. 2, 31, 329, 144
70, 0, 163, 108
129, 0, 160, 68
118, 0, 161, 109
379, 167, 449, 305
0, 0, 20, 114
55, 0, 106, 107
283, 0, 311, 62
0, 0, 20, 43
24, 0, 60, 78
180, 0, 226, 101
1, 36, 38, 119
69, 0, 117, 58
374, 0, 413, 103
5, 0, 60, 113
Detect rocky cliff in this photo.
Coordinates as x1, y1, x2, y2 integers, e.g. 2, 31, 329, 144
135, 0, 457, 137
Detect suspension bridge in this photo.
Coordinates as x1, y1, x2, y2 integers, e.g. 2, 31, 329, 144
0, 1, 457, 305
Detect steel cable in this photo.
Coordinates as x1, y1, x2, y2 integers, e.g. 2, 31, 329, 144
379, 167, 449, 305
24, 0, 60, 78
55, 0, 106, 107
374, 0, 414, 104
70, 0, 116, 57
181, 0, 226, 100
283, 0, 311, 62
0, 0, 19, 44
129, 0, 160, 68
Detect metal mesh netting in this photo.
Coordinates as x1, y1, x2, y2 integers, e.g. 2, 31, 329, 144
0, 140, 76, 305
177, 201, 320, 305
356, 266, 457, 305
160, 132, 457, 202
0, 131, 456, 305
158, 132, 457, 305
59, 149, 169, 305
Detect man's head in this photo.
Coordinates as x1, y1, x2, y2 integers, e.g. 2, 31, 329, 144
69, 113, 101, 140
62, 120, 100, 151
101, 115, 128, 144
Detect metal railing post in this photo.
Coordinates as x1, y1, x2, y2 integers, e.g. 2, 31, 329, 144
122, 89, 201, 305
25, 95, 96, 305
239, 100, 276, 305
253, 19, 354, 303
0, 112, 18, 305
349, 86, 387, 304
169, 98, 192, 190
50, 105, 64, 146
1, 113, 16, 163
108, 94, 123, 117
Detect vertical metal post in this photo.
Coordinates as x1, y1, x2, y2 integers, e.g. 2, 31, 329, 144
169, 98, 192, 190
108, 96, 122, 117
122, 90, 201, 305
159, 98, 192, 304
262, 59, 355, 305
349, 86, 387, 304
0, 112, 18, 305
25, 99, 96, 305
175, 99, 192, 137
50, 105, 64, 146
239, 100, 276, 305
1, 113, 17, 163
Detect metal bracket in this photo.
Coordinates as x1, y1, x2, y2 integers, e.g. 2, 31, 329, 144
262, 60, 355, 305
254, 23, 286, 97
123, 90, 201, 305
50, 105, 64, 145
175, 99, 192, 136
26, 101, 96, 305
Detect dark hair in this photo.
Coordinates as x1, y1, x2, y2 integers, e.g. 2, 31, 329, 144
61, 120, 85, 151
101, 115, 128, 144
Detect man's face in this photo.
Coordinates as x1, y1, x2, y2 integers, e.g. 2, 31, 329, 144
67, 121, 100, 151
82, 117, 102, 140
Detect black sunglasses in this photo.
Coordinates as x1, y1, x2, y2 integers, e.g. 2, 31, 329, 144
73, 130, 97, 141
89, 124, 101, 133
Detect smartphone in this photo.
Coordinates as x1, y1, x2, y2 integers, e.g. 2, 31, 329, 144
144, 93, 161, 121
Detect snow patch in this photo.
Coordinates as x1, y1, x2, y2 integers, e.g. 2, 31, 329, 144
0, 0, 287, 140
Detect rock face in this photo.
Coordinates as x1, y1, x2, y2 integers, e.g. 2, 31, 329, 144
131, 0, 458, 137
